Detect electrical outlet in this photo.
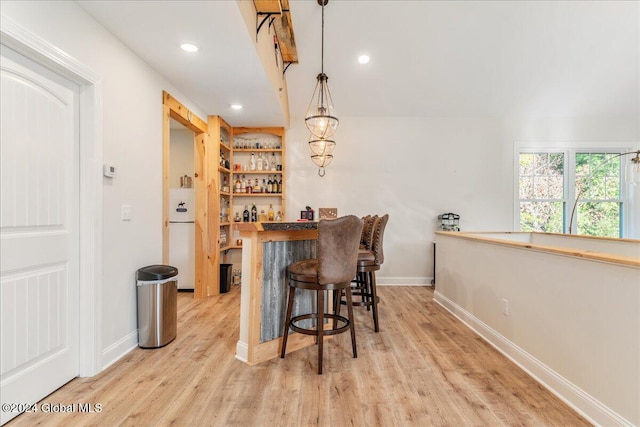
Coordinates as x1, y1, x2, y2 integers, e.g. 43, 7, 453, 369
502, 298, 510, 316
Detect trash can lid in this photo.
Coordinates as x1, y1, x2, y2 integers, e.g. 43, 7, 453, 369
137, 265, 178, 281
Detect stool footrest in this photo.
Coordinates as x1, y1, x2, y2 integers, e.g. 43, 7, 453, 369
290, 313, 351, 336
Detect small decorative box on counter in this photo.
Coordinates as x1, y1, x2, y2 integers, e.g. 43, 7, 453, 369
300, 206, 314, 221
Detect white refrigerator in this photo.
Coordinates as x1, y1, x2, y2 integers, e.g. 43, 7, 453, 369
169, 188, 195, 290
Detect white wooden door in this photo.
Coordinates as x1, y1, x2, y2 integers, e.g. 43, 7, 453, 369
0, 45, 80, 425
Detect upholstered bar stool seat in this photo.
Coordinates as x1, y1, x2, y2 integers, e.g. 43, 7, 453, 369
357, 249, 375, 263
288, 259, 318, 278
281, 215, 364, 374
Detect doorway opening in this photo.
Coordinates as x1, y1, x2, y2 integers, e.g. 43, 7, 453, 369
168, 118, 197, 292
162, 91, 214, 298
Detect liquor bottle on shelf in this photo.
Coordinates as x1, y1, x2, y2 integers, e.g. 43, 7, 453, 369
220, 199, 226, 222
270, 152, 277, 171
234, 211, 241, 222
220, 227, 227, 247
276, 211, 283, 221
222, 176, 229, 193
268, 204, 274, 221
253, 178, 260, 193
243, 205, 250, 222
278, 177, 283, 193
240, 175, 246, 193
267, 175, 273, 193
261, 179, 267, 193
250, 203, 258, 222
259, 210, 267, 222
257, 153, 264, 171
250, 152, 256, 171
235, 175, 241, 193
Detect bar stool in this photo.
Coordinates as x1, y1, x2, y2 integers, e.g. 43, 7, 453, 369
360, 215, 377, 249
351, 215, 377, 304
342, 214, 389, 332
280, 215, 364, 374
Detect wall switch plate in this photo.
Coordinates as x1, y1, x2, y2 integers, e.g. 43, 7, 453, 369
122, 205, 132, 221
502, 298, 510, 316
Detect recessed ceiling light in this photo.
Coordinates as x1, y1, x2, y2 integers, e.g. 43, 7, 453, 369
358, 54, 370, 64
180, 43, 199, 53
230, 104, 243, 110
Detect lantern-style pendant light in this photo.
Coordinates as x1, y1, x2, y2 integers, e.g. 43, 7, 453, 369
306, 0, 338, 176
309, 136, 335, 175
305, 73, 338, 139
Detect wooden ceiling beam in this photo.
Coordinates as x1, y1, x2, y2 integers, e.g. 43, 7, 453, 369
273, 0, 297, 64
254, 0, 282, 14
253, 0, 298, 64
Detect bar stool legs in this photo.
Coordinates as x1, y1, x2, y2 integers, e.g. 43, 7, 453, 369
280, 285, 295, 361
341, 269, 380, 332
366, 270, 380, 332
281, 283, 358, 374
345, 287, 358, 358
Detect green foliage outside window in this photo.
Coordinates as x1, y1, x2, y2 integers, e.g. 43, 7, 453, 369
575, 153, 621, 238
519, 153, 564, 233
518, 151, 622, 237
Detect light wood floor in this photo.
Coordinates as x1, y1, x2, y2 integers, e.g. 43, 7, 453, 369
8, 286, 589, 427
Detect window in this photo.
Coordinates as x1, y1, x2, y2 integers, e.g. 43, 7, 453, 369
574, 152, 622, 237
518, 149, 628, 237
519, 152, 565, 233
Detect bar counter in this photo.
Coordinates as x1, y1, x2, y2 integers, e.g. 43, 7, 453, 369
234, 221, 319, 364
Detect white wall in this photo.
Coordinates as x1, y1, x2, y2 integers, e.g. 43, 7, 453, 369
169, 127, 194, 189
434, 233, 640, 426
286, 115, 639, 284
1, 1, 207, 369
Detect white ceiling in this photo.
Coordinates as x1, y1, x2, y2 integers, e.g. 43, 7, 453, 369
77, 1, 638, 128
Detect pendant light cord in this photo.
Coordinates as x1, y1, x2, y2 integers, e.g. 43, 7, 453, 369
321, 0, 325, 74
319, 2, 326, 179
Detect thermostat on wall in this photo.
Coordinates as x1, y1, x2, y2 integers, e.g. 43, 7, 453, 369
103, 164, 116, 178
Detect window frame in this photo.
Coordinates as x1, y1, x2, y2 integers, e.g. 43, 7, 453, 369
515, 147, 634, 238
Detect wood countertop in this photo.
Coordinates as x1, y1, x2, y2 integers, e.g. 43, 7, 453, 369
435, 231, 640, 268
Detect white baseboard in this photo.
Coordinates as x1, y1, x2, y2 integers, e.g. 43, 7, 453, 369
101, 330, 138, 371
377, 276, 432, 286
235, 340, 249, 363
433, 291, 632, 427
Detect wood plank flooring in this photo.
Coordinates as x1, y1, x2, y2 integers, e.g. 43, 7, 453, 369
7, 286, 590, 426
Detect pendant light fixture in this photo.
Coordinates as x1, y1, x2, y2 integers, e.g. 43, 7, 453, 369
309, 136, 335, 171
306, 0, 338, 177
626, 150, 640, 186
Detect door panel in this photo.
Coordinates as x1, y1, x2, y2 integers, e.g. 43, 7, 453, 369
0, 45, 79, 425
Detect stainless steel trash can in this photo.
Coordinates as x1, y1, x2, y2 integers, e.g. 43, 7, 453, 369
136, 265, 178, 348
